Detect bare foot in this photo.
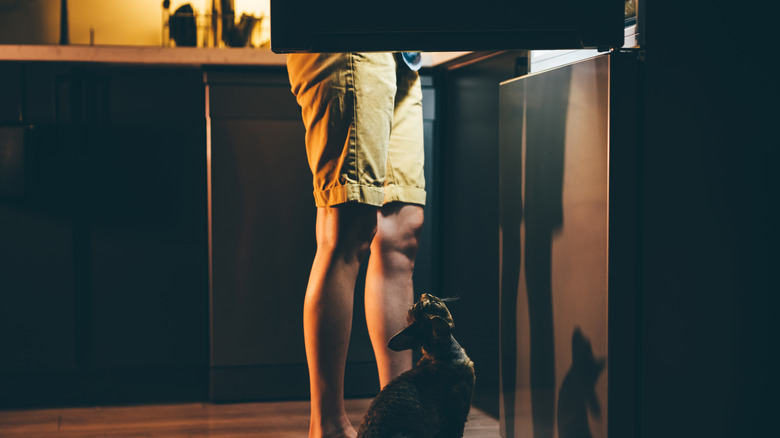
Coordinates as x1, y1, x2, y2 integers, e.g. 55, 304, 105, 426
309, 416, 357, 438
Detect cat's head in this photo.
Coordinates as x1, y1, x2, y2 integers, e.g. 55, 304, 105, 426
387, 294, 456, 352
572, 327, 606, 379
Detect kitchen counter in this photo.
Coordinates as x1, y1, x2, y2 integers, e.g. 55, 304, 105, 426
0, 45, 470, 67
0, 45, 287, 66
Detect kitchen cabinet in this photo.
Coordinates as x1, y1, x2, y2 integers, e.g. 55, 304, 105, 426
1, 58, 438, 407
0, 63, 26, 198
1, 62, 82, 406
0, 62, 209, 407
206, 67, 318, 401
0, 62, 21, 123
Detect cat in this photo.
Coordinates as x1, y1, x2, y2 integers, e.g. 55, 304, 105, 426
357, 294, 476, 438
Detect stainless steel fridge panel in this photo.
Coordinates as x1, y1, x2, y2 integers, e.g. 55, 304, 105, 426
499, 54, 611, 438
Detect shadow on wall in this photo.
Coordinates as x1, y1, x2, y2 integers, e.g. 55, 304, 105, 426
557, 327, 606, 438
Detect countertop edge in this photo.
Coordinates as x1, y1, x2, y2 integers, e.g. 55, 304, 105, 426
0, 45, 288, 66
0, 45, 472, 68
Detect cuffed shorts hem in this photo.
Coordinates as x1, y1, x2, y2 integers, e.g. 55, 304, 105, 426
313, 184, 427, 208
383, 185, 427, 206
314, 184, 386, 208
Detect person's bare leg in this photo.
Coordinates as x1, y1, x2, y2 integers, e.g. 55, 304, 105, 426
305, 204, 377, 438
365, 202, 425, 388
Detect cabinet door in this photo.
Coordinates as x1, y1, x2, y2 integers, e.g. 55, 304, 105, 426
207, 69, 325, 400
86, 66, 208, 372
209, 119, 312, 368
0, 142, 78, 372
1, 63, 80, 408
499, 55, 611, 438
0, 62, 21, 123
2, 63, 209, 408
1, 63, 77, 378
0, 63, 24, 197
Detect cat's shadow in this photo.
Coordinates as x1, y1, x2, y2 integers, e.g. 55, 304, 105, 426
556, 327, 606, 438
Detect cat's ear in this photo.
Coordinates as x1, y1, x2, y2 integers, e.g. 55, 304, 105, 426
429, 316, 452, 340
388, 323, 421, 351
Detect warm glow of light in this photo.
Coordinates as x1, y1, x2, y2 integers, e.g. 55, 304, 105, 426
0, 0, 271, 46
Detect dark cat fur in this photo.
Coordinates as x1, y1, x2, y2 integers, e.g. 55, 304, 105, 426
357, 294, 476, 438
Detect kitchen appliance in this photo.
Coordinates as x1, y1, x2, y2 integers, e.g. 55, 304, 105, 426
496, 4, 643, 437
498, 50, 641, 438
271, 0, 625, 52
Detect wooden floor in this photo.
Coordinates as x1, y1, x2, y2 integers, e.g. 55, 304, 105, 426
0, 398, 500, 437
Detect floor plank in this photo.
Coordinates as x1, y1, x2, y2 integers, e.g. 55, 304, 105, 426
0, 398, 500, 437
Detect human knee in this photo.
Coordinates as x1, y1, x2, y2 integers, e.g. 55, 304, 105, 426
353, 214, 378, 261
316, 203, 377, 261
374, 204, 424, 259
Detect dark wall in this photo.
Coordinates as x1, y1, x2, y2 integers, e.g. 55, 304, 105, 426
639, 2, 771, 436
434, 52, 527, 418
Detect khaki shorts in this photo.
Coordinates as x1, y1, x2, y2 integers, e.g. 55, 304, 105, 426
287, 52, 426, 207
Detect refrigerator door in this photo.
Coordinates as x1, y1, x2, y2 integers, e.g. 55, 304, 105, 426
271, 0, 625, 53
498, 51, 640, 438
499, 53, 611, 438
